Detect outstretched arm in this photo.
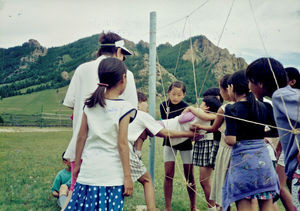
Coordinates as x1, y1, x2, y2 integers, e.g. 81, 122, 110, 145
191, 107, 224, 132
156, 128, 196, 138
183, 106, 216, 121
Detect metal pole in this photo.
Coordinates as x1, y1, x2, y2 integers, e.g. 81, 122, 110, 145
148, 11, 157, 183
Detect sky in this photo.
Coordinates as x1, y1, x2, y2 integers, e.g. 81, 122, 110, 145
0, 0, 300, 68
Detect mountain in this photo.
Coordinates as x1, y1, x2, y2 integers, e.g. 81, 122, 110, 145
0, 34, 247, 103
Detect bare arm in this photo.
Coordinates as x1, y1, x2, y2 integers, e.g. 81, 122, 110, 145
118, 114, 133, 197
191, 107, 224, 132
156, 128, 196, 138
184, 106, 216, 121
73, 113, 88, 180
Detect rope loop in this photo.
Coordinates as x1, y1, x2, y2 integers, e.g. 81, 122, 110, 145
292, 128, 300, 135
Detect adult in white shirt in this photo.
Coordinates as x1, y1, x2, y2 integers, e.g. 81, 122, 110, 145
62, 32, 138, 194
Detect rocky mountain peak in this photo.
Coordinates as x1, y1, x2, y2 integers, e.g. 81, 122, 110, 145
22, 39, 42, 48
182, 35, 248, 79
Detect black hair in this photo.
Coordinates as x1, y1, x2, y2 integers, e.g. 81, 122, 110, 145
167, 81, 186, 94
62, 151, 67, 161
285, 67, 300, 89
219, 74, 231, 90
229, 70, 261, 121
137, 91, 147, 102
246, 57, 287, 97
97, 32, 123, 57
202, 96, 222, 113
203, 87, 223, 103
85, 57, 127, 108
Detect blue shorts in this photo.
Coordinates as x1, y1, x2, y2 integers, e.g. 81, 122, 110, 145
65, 183, 124, 210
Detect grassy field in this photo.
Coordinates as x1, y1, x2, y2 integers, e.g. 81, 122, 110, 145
0, 129, 285, 211
0, 87, 71, 115
0, 128, 208, 210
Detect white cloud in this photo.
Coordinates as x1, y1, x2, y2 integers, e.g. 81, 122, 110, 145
0, 0, 299, 62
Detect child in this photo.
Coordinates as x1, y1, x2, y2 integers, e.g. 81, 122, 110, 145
222, 70, 280, 211
246, 58, 295, 210
160, 81, 197, 211
65, 57, 136, 210
246, 58, 297, 210
185, 96, 222, 211
129, 91, 199, 210
51, 152, 71, 209
191, 74, 233, 210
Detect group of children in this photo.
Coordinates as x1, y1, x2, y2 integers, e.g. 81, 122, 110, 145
50, 31, 300, 211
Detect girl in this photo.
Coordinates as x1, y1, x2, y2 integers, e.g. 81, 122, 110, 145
65, 57, 136, 210
191, 74, 233, 210
222, 70, 280, 211
160, 81, 197, 211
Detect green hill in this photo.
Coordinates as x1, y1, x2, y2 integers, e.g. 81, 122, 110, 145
0, 33, 248, 111
0, 86, 71, 115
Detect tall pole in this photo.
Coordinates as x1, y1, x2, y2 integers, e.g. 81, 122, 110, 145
148, 11, 157, 182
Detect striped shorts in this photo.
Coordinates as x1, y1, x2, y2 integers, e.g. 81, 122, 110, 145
192, 140, 219, 168
130, 146, 147, 182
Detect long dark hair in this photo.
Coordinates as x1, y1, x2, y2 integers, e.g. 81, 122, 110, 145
85, 57, 127, 108
228, 70, 260, 121
245, 57, 287, 97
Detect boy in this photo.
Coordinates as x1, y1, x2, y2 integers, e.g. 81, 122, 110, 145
51, 152, 71, 209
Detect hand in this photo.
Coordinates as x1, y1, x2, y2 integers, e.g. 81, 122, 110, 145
123, 176, 133, 197
190, 123, 202, 131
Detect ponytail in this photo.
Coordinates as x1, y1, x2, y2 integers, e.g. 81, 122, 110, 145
229, 70, 262, 121
84, 57, 127, 108
85, 86, 106, 108
246, 91, 261, 121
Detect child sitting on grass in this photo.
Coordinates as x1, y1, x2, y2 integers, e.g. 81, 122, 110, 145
51, 152, 71, 209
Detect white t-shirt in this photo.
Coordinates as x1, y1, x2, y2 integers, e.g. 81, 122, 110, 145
77, 100, 136, 186
161, 113, 211, 146
128, 111, 163, 146
63, 56, 138, 161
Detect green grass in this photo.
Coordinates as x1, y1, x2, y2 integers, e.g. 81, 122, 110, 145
0, 130, 72, 210
0, 130, 208, 210
0, 130, 285, 210
0, 87, 72, 115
